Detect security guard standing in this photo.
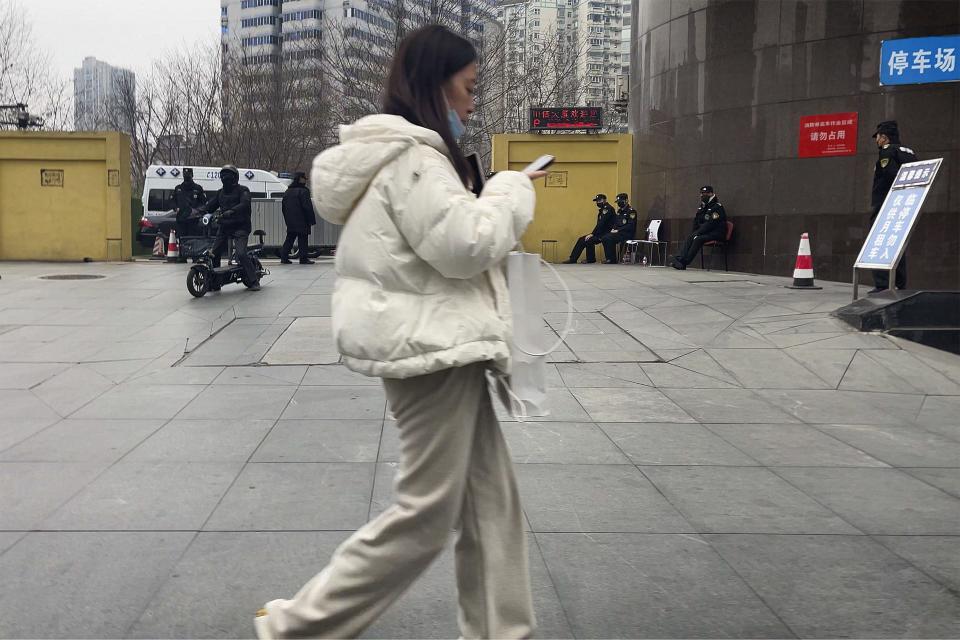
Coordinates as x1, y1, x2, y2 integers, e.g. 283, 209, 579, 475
672, 185, 726, 270
173, 167, 206, 240
601, 193, 638, 263
869, 120, 916, 293
563, 194, 618, 264
202, 165, 259, 291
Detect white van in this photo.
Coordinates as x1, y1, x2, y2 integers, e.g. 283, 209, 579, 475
141, 165, 292, 217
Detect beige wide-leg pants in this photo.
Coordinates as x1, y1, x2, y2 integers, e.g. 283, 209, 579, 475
262, 362, 536, 639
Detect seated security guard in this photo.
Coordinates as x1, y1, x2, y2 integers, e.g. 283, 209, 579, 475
601, 193, 638, 264
672, 185, 727, 270
562, 193, 618, 264
202, 165, 259, 291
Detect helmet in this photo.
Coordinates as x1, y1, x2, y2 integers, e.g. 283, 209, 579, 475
220, 164, 240, 187
182, 167, 194, 180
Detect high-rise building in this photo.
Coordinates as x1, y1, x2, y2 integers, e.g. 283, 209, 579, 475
73, 57, 136, 131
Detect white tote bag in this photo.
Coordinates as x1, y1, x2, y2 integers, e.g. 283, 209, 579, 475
495, 251, 573, 420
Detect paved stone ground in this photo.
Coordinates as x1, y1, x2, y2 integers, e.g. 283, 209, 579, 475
1, 258, 959, 639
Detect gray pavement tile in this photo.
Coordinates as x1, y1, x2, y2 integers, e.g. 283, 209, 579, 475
70, 384, 203, 420
860, 350, 960, 395
378, 422, 401, 462
204, 462, 374, 531
779, 348, 855, 388
43, 462, 242, 530
282, 386, 386, 421
30, 365, 125, 416
516, 464, 691, 533
0, 532, 24, 554
84, 358, 154, 383
875, 535, 960, 591
668, 349, 732, 380
212, 365, 307, 386
794, 333, 898, 349
915, 395, 960, 432
252, 419, 383, 462
0, 462, 108, 530
263, 317, 339, 365
129, 531, 350, 639
574, 349, 661, 363
662, 388, 799, 424
838, 351, 922, 393
706, 349, 831, 390
0, 531, 194, 639
555, 363, 652, 388
0, 362, 67, 389
706, 327, 777, 349
599, 423, 759, 466
179, 384, 297, 420
640, 363, 739, 388
126, 419, 275, 462
502, 422, 631, 464
707, 423, 889, 467
496, 388, 591, 422
536, 532, 792, 638
370, 461, 399, 520
0, 389, 62, 421
817, 424, 960, 468
757, 389, 924, 425
0, 417, 59, 453
774, 468, 960, 535
708, 534, 960, 638
903, 468, 960, 499
642, 466, 859, 534
0, 419, 165, 462
0, 324, 77, 343
301, 365, 381, 386
129, 366, 225, 385
569, 387, 695, 423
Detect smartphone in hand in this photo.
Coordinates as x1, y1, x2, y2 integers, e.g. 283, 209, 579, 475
523, 154, 556, 173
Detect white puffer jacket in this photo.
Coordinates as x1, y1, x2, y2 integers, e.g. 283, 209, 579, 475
311, 114, 536, 379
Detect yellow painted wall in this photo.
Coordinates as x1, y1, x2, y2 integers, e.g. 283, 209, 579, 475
491, 134, 633, 262
0, 131, 131, 261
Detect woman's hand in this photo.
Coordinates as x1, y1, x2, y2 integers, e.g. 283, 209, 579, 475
524, 170, 548, 181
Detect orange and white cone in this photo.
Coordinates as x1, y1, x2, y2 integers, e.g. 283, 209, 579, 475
152, 234, 166, 257
786, 232, 822, 290
165, 229, 180, 262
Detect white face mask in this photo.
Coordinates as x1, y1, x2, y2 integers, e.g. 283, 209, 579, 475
443, 94, 466, 140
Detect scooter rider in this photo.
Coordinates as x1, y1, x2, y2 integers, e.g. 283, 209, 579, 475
202, 165, 259, 291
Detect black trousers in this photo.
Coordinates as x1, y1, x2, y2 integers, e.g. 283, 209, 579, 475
601, 233, 627, 262
281, 230, 309, 261
678, 233, 723, 265
568, 235, 603, 263
210, 228, 256, 285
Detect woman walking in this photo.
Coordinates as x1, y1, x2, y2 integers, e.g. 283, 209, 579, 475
254, 24, 546, 640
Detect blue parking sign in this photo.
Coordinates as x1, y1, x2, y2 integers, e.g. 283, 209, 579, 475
880, 36, 960, 85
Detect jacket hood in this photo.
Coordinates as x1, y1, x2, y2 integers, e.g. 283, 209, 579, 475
312, 114, 448, 225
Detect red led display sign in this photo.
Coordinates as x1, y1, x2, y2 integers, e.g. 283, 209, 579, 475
530, 107, 603, 131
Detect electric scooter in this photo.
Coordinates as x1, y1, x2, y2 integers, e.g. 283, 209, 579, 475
186, 213, 268, 297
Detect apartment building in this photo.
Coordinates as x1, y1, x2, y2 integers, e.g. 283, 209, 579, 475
73, 57, 136, 131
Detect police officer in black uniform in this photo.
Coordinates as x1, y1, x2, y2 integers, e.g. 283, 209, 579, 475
172, 167, 206, 240
203, 165, 259, 291
601, 192, 638, 263
869, 120, 916, 293
563, 194, 618, 264
672, 185, 726, 270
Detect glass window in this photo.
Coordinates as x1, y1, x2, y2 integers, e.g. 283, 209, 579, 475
148, 189, 176, 212
250, 192, 267, 199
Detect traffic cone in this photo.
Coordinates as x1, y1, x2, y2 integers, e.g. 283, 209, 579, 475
786, 232, 822, 290
152, 234, 165, 257
165, 229, 180, 262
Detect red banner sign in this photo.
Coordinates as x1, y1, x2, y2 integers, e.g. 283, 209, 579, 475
798, 112, 858, 158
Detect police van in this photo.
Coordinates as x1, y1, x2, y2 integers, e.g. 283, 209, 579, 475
142, 165, 291, 217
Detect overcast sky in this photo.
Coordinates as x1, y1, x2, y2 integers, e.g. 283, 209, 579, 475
25, 0, 221, 81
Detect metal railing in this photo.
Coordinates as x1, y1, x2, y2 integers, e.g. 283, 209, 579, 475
251, 199, 342, 249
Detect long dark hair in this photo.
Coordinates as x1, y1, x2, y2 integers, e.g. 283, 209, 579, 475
383, 25, 476, 187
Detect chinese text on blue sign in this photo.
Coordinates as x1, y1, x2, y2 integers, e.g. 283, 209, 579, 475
880, 35, 959, 85
855, 159, 943, 270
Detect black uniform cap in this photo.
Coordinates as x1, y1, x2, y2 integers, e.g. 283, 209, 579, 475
592, 193, 607, 201
872, 120, 899, 139
700, 185, 714, 194
616, 193, 629, 201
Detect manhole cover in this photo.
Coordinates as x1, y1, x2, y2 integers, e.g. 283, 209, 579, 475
39, 274, 106, 280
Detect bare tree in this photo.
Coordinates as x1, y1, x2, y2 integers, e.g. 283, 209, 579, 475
0, 0, 71, 130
